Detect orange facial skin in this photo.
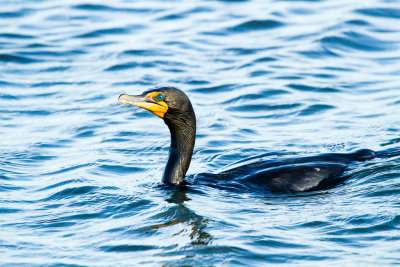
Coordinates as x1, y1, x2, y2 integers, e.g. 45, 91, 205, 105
118, 92, 168, 118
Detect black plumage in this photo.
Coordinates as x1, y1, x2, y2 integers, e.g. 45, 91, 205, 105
119, 87, 397, 193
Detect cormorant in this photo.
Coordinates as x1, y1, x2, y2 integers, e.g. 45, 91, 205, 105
118, 87, 392, 193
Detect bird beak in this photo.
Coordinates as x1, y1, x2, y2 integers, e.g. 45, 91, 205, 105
118, 93, 168, 118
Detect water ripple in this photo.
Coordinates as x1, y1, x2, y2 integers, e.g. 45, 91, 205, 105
321, 31, 396, 52
0, 33, 34, 39
355, 8, 400, 18
0, 53, 40, 63
76, 27, 134, 39
44, 186, 99, 201
288, 83, 340, 93
72, 4, 155, 13
228, 19, 284, 33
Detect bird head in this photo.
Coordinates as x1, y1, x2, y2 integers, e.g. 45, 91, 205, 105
118, 87, 194, 121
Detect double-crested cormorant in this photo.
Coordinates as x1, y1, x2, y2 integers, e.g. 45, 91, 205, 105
118, 87, 392, 193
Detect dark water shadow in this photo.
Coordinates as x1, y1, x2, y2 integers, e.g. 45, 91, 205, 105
149, 185, 214, 246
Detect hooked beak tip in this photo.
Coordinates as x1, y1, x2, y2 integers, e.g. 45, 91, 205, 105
118, 94, 128, 103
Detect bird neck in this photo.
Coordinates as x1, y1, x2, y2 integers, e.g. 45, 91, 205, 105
163, 112, 196, 185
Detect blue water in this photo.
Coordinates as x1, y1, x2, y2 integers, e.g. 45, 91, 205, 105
1, 0, 400, 265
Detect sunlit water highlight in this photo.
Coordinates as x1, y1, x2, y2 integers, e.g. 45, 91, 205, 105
1, 0, 400, 265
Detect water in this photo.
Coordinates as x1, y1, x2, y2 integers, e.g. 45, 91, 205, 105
1, 0, 400, 265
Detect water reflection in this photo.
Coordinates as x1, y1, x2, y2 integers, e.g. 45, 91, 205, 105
140, 186, 213, 246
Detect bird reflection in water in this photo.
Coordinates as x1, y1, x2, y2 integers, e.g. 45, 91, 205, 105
138, 186, 213, 246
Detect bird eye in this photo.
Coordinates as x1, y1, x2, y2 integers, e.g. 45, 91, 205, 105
156, 94, 164, 101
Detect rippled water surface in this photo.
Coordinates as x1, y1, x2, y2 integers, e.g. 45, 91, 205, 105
1, 0, 400, 265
